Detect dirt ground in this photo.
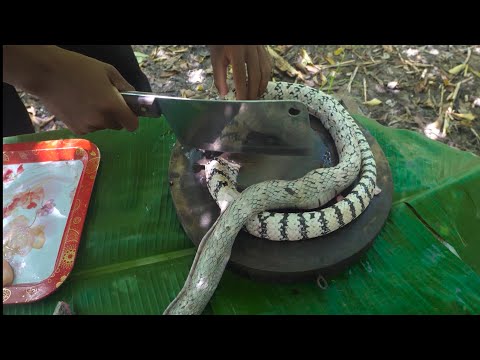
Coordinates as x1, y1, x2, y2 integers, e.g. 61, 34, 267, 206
20, 45, 480, 156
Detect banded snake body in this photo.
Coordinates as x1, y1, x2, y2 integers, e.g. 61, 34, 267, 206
163, 81, 378, 315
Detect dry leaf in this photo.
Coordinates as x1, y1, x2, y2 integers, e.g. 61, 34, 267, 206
266, 46, 303, 79
274, 45, 292, 55
300, 48, 313, 65
134, 51, 149, 64
172, 47, 188, 53
305, 65, 320, 74
333, 47, 344, 56
159, 70, 178, 78
314, 72, 328, 87
180, 89, 196, 98
405, 48, 419, 57
375, 84, 386, 93
325, 56, 336, 65
452, 113, 476, 121
153, 55, 168, 62
424, 120, 446, 140
443, 78, 453, 87
383, 45, 394, 53
448, 63, 467, 75
295, 62, 309, 74
387, 81, 399, 90
414, 81, 427, 93
364, 98, 382, 106
423, 97, 435, 109
27, 106, 35, 116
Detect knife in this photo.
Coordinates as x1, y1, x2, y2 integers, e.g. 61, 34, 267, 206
121, 91, 314, 156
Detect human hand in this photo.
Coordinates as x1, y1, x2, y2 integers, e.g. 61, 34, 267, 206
208, 45, 272, 100
3, 45, 138, 135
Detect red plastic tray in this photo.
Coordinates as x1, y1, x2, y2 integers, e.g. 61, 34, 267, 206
3, 139, 100, 304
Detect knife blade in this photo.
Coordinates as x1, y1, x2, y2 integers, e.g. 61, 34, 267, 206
121, 91, 314, 156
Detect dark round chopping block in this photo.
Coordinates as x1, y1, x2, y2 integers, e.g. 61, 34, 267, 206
168, 115, 393, 283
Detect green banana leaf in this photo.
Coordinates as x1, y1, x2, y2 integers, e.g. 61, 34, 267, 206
3, 115, 480, 315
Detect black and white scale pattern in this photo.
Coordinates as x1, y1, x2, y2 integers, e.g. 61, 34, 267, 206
204, 82, 377, 241
164, 82, 378, 315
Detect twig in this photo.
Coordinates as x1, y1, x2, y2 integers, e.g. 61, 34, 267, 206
438, 85, 445, 117
404, 60, 434, 68
352, 49, 364, 60
266, 45, 303, 79
457, 75, 474, 85
463, 47, 472, 65
429, 88, 437, 108
471, 128, 480, 142
366, 69, 384, 85
442, 107, 452, 137
388, 119, 403, 126
363, 61, 384, 68
430, 85, 446, 136
451, 83, 461, 104
421, 68, 428, 79
326, 51, 346, 94
347, 66, 359, 93
363, 77, 367, 102
317, 60, 355, 69
447, 81, 462, 103
317, 60, 383, 71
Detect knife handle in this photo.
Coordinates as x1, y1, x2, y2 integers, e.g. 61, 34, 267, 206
121, 91, 163, 118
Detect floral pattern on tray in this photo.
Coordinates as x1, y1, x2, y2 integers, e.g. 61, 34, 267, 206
3, 140, 100, 304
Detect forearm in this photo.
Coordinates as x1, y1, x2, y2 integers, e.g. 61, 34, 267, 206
3, 45, 60, 94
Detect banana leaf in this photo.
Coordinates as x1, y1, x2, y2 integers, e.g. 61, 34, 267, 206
3, 115, 480, 315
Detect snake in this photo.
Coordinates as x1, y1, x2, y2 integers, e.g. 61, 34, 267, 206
163, 81, 378, 315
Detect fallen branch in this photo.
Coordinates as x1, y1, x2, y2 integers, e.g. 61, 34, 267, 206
443, 107, 453, 137
363, 77, 367, 103
347, 66, 359, 93
445, 75, 473, 104
318, 60, 383, 70
447, 82, 461, 103
439, 85, 445, 117
463, 47, 472, 65
404, 59, 434, 68
318, 59, 355, 69
266, 45, 303, 79
471, 128, 480, 142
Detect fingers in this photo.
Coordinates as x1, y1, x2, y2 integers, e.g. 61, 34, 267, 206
110, 90, 139, 132
62, 93, 138, 135
231, 50, 248, 100
232, 46, 271, 100
209, 45, 271, 100
246, 47, 261, 100
258, 46, 272, 98
211, 53, 229, 97
104, 64, 138, 131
